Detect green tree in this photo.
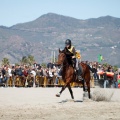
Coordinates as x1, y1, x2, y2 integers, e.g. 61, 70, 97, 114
20, 56, 28, 65
2, 58, 10, 66
27, 55, 35, 65
41, 63, 46, 68
15, 63, 19, 66
20, 55, 35, 65
113, 65, 118, 71
102, 63, 109, 67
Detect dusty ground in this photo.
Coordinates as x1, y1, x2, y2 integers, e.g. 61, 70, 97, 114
0, 87, 120, 120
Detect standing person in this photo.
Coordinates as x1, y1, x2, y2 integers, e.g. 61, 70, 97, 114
30, 68, 36, 87
113, 70, 118, 88
1, 66, 8, 87
47, 61, 53, 69
64, 39, 83, 80
103, 68, 109, 88
92, 64, 99, 80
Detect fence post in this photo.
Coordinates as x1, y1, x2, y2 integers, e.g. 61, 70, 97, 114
33, 76, 36, 87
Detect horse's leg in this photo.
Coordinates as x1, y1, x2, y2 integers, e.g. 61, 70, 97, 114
68, 84, 74, 99
82, 79, 86, 91
56, 85, 67, 97
56, 83, 68, 97
86, 81, 91, 99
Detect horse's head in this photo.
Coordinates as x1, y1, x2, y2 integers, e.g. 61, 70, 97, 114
56, 49, 66, 65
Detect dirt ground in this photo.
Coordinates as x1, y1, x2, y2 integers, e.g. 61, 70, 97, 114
0, 87, 120, 120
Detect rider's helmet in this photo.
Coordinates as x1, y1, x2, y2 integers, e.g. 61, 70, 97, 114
65, 39, 71, 46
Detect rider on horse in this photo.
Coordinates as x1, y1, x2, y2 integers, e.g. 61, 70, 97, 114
64, 39, 83, 81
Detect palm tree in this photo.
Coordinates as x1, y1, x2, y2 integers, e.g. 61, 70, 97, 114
27, 55, 35, 65
41, 63, 46, 68
2, 58, 10, 66
20, 55, 35, 65
20, 56, 28, 65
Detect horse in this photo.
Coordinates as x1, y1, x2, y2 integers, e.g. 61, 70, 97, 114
56, 49, 91, 99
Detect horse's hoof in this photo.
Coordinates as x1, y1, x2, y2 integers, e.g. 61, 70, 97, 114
56, 94, 60, 97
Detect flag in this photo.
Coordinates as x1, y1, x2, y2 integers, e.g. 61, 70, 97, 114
98, 54, 103, 62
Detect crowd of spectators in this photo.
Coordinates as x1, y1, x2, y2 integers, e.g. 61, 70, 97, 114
0, 62, 61, 87
85, 61, 120, 88
0, 61, 120, 88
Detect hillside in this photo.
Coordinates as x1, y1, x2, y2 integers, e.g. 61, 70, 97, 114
0, 13, 120, 66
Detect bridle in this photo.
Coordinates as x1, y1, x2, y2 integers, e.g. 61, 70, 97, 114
57, 52, 69, 68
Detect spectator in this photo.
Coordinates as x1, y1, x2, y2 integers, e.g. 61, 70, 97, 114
11, 65, 15, 73
47, 62, 53, 69
1, 67, 6, 77
43, 68, 48, 77
113, 71, 118, 88
92, 65, 99, 80
36, 68, 44, 87
23, 66, 28, 77
0, 74, 2, 83
30, 68, 36, 87
103, 72, 109, 88
30, 69, 36, 77
15, 65, 23, 76
47, 68, 54, 85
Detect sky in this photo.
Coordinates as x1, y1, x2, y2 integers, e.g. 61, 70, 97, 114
0, 0, 120, 27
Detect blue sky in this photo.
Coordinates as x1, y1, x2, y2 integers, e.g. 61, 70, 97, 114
0, 0, 120, 27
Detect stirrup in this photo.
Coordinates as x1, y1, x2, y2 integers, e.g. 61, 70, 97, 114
78, 75, 83, 81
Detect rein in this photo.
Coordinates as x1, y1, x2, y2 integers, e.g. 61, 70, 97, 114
60, 52, 70, 68
57, 52, 74, 78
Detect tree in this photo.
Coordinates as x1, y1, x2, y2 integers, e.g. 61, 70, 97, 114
20, 55, 35, 65
113, 65, 118, 71
2, 58, 10, 66
20, 56, 28, 65
27, 55, 35, 65
41, 63, 46, 68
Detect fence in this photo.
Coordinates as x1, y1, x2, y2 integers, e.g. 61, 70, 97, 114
2, 73, 95, 88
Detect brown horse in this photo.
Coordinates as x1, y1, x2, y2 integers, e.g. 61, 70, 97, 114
56, 49, 91, 99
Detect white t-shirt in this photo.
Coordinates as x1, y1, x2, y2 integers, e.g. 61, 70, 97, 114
30, 70, 36, 76
8, 68, 12, 77
49, 70, 53, 77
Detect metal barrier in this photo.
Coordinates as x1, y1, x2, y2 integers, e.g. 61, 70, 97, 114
6, 74, 95, 88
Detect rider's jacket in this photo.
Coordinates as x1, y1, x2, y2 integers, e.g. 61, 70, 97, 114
66, 45, 76, 58
67, 46, 81, 59
68, 46, 74, 53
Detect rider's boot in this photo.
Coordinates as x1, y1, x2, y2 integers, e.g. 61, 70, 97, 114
76, 69, 83, 81
58, 67, 63, 76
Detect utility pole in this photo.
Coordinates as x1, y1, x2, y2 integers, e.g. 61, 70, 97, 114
51, 51, 53, 63
54, 51, 55, 63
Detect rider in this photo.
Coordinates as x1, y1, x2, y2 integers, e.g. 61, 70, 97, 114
64, 39, 83, 80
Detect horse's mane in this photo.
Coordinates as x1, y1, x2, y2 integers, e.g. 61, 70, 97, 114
60, 49, 66, 54
59, 48, 73, 65
60, 48, 71, 55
